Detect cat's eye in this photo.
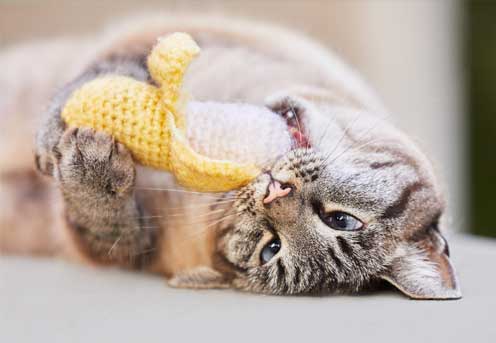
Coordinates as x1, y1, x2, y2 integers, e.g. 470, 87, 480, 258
319, 210, 363, 231
260, 237, 281, 264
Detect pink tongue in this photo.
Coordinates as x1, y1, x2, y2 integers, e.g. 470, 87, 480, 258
263, 181, 292, 204
289, 127, 310, 148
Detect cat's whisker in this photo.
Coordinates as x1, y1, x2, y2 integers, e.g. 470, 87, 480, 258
315, 115, 337, 148
129, 197, 241, 224
205, 212, 239, 227
183, 208, 241, 228
176, 210, 239, 229
166, 208, 228, 218
142, 206, 238, 227
327, 138, 397, 167
318, 114, 363, 170
320, 113, 389, 170
120, 188, 244, 229
107, 235, 122, 257
166, 197, 242, 210
177, 211, 241, 245
141, 199, 239, 217
134, 187, 239, 200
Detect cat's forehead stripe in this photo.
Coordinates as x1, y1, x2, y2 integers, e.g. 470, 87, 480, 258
380, 181, 425, 219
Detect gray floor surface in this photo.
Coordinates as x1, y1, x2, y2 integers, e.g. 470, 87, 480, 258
1, 234, 495, 343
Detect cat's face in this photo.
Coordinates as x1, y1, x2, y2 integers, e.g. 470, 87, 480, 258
213, 95, 461, 299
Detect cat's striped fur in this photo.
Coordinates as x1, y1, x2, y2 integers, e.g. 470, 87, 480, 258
0, 15, 460, 299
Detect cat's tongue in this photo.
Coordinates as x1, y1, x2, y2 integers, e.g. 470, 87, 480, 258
185, 101, 293, 168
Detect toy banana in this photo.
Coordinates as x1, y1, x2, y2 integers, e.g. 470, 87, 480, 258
61, 33, 261, 192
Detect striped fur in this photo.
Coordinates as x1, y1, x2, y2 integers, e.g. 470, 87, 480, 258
1, 15, 460, 299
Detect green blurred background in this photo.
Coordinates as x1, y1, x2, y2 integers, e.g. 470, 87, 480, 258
467, 1, 496, 237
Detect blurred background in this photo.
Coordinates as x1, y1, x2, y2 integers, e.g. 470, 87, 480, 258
0, 0, 494, 237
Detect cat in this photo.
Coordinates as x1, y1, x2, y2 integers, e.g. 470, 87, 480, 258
0, 14, 461, 299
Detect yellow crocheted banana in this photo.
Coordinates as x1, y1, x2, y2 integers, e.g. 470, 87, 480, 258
61, 33, 260, 192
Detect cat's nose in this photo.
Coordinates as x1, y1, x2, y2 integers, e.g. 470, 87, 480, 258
263, 180, 292, 205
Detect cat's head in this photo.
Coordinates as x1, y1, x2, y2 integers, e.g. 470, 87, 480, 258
183, 93, 461, 299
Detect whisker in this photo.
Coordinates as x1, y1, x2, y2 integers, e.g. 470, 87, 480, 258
165, 198, 239, 211
327, 138, 396, 167
166, 208, 228, 218
326, 114, 393, 167
175, 210, 239, 229
107, 235, 122, 256
318, 114, 362, 170
138, 206, 236, 227
177, 212, 241, 244
315, 115, 337, 148
203, 212, 239, 229
136, 199, 239, 220
321, 113, 390, 170
134, 187, 238, 200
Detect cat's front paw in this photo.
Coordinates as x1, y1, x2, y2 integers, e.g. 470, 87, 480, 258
54, 127, 135, 198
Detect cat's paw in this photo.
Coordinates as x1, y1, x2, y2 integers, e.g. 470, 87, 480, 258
54, 127, 135, 198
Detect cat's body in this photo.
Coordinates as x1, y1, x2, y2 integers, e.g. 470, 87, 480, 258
0, 15, 461, 299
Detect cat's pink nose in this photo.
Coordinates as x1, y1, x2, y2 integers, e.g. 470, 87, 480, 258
263, 180, 292, 204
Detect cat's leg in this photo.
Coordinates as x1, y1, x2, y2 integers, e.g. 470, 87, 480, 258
52, 127, 157, 267
32, 55, 154, 267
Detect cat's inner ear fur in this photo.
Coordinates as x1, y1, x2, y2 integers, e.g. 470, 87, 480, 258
167, 266, 231, 290
381, 229, 462, 300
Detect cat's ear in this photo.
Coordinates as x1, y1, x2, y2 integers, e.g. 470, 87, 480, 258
381, 229, 462, 300
167, 266, 232, 289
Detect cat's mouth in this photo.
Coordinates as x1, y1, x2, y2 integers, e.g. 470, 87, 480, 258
279, 109, 310, 149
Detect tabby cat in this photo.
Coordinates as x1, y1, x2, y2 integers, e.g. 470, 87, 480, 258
0, 15, 461, 299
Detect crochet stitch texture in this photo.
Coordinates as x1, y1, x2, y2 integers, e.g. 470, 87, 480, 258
61, 33, 260, 192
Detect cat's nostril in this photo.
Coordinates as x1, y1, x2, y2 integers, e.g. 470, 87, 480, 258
263, 180, 292, 205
